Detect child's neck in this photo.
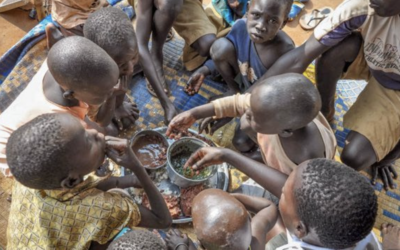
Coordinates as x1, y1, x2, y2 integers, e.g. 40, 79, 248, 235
279, 121, 325, 165
43, 71, 79, 107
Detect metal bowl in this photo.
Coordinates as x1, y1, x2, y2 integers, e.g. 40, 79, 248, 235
131, 130, 169, 170
167, 137, 218, 188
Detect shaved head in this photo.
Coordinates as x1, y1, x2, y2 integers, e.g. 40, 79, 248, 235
192, 189, 252, 250
250, 73, 321, 134
47, 36, 118, 91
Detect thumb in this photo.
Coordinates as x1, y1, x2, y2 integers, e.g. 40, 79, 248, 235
192, 154, 212, 170
106, 148, 120, 163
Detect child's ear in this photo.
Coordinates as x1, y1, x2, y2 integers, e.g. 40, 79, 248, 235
279, 129, 293, 138
281, 18, 289, 29
295, 221, 308, 239
62, 90, 75, 100
60, 174, 83, 189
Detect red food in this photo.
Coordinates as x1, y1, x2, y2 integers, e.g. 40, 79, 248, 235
142, 193, 181, 219
180, 184, 205, 216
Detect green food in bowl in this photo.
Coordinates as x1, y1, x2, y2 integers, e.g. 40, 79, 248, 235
171, 151, 212, 180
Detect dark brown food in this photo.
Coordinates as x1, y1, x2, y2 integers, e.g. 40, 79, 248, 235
132, 134, 167, 168
180, 184, 205, 216
142, 193, 182, 219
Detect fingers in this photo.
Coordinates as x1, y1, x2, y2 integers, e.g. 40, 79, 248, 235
105, 137, 129, 151
115, 119, 123, 131
105, 148, 121, 163
389, 165, 398, 179
210, 119, 228, 135
198, 118, 213, 134
183, 150, 202, 169
380, 167, 389, 190
384, 167, 395, 189
371, 165, 378, 185
166, 124, 174, 137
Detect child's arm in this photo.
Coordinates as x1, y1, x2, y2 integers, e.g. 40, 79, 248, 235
166, 93, 249, 136
185, 147, 288, 198
106, 136, 172, 229
166, 103, 215, 137
96, 175, 142, 191
231, 194, 278, 250
248, 35, 329, 93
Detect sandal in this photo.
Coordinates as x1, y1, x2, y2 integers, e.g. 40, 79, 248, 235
299, 7, 333, 30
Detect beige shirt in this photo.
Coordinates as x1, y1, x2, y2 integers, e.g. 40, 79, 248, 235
0, 61, 89, 177
52, 0, 109, 29
314, 0, 400, 90
212, 94, 337, 174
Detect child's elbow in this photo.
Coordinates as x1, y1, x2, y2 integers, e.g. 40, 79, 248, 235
158, 216, 173, 229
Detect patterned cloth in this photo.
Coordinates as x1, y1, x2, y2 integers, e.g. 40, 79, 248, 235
7, 173, 141, 250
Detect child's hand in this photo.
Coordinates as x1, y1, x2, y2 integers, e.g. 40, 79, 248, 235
184, 147, 225, 170
165, 229, 190, 250
166, 111, 196, 138
371, 163, 398, 190
185, 66, 210, 96
105, 136, 142, 171
198, 117, 233, 135
113, 101, 140, 130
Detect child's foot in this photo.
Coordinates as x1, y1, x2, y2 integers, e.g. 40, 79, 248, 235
45, 23, 64, 49
382, 223, 400, 250
156, 67, 170, 95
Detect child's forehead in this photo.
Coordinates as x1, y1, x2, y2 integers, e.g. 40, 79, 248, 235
250, 0, 287, 12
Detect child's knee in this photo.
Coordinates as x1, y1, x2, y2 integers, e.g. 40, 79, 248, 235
233, 130, 256, 153
341, 140, 376, 171
192, 34, 217, 57
210, 38, 234, 63
156, 0, 183, 16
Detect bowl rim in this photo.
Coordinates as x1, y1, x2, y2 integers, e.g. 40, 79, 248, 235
167, 137, 217, 182
131, 129, 169, 170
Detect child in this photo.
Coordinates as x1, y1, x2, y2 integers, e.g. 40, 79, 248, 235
185, 0, 295, 95
166, 189, 277, 250
167, 159, 380, 250
0, 36, 119, 177
167, 73, 336, 176
6, 113, 172, 249
135, 0, 179, 124
84, 8, 141, 130
108, 230, 167, 250
185, 0, 295, 160
252, 0, 400, 190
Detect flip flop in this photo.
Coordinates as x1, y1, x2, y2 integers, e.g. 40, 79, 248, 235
299, 7, 333, 30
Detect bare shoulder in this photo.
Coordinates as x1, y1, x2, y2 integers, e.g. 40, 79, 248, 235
274, 30, 295, 54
